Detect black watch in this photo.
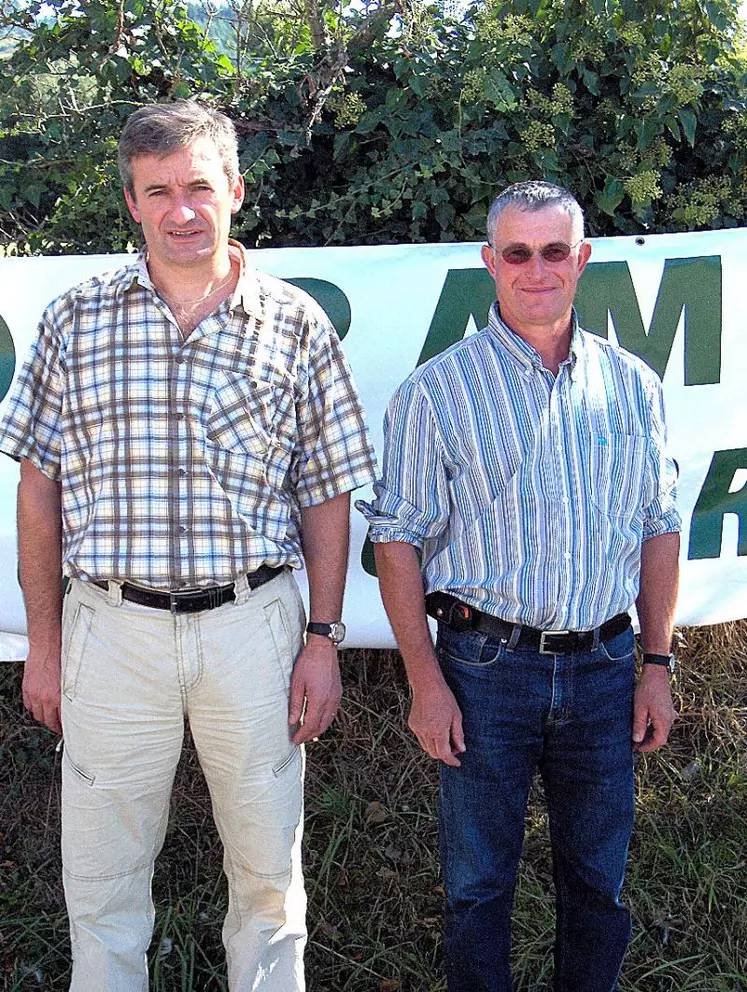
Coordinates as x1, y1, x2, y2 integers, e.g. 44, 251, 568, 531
306, 621, 346, 645
642, 652, 676, 676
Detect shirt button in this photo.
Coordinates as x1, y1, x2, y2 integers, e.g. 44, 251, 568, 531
176, 356, 185, 365
179, 525, 187, 534
564, 552, 572, 560
175, 413, 184, 420
178, 468, 187, 478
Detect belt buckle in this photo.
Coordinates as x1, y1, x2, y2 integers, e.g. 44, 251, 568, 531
539, 629, 570, 655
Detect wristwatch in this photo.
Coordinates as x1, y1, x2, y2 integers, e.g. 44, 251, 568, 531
642, 652, 676, 676
306, 621, 347, 645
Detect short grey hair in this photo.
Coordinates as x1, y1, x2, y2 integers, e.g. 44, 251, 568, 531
486, 181, 585, 244
118, 100, 240, 195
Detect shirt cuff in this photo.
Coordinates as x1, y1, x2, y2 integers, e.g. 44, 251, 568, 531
296, 464, 377, 507
355, 499, 425, 548
642, 510, 682, 541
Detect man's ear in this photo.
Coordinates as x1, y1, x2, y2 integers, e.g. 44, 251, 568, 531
577, 240, 592, 277
124, 187, 141, 224
230, 174, 245, 215
481, 243, 497, 278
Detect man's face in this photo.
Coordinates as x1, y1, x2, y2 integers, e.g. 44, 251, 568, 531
124, 137, 244, 273
480, 204, 591, 335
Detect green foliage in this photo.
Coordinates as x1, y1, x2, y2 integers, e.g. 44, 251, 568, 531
0, 0, 746, 253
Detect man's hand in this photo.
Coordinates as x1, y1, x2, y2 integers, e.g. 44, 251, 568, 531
409, 676, 465, 767
288, 635, 343, 744
17, 459, 63, 736
23, 639, 62, 734
632, 665, 676, 752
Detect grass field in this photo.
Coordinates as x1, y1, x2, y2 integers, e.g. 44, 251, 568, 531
1, 623, 746, 991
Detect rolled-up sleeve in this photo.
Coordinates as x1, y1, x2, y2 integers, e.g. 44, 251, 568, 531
642, 376, 681, 540
357, 375, 450, 548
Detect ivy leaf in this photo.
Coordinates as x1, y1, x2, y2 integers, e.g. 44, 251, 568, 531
596, 179, 625, 216
483, 69, 517, 111
333, 131, 352, 161
664, 115, 681, 141
633, 116, 659, 152
22, 182, 46, 208
409, 74, 426, 98
678, 107, 697, 146
355, 111, 382, 134
580, 66, 599, 96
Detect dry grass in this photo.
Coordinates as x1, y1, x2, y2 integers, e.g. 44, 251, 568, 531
1, 624, 746, 991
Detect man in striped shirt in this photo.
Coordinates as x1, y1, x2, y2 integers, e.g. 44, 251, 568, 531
361, 182, 680, 991
0, 101, 376, 991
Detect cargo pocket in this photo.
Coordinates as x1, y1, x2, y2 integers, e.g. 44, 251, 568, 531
272, 746, 300, 778
263, 597, 295, 692
61, 603, 94, 701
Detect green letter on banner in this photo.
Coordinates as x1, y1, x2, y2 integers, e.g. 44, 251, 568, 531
575, 256, 721, 384
362, 268, 496, 576
689, 449, 747, 559
417, 269, 495, 366
286, 278, 351, 340
0, 313, 16, 404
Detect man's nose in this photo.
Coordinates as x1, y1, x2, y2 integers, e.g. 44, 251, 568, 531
524, 251, 546, 279
169, 198, 197, 224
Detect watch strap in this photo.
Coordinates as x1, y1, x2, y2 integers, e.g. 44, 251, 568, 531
642, 652, 675, 674
306, 622, 335, 636
306, 621, 346, 644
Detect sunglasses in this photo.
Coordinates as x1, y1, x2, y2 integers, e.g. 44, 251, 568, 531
489, 239, 584, 265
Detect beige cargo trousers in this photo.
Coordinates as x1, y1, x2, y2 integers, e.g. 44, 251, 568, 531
60, 568, 307, 991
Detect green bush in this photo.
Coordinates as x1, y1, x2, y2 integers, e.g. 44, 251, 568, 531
1, 0, 746, 254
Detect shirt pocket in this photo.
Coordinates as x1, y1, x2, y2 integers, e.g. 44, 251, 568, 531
205, 370, 294, 489
587, 433, 650, 519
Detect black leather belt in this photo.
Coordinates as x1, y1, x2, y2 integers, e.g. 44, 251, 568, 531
426, 591, 630, 655
92, 564, 286, 614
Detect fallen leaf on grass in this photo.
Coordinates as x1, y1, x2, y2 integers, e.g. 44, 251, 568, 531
679, 760, 700, 781
365, 800, 389, 824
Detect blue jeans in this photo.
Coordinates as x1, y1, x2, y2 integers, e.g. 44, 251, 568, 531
437, 622, 636, 992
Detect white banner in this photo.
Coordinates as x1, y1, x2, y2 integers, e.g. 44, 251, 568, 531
1, 231, 747, 654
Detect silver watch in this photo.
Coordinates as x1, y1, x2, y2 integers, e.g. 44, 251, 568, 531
306, 621, 346, 645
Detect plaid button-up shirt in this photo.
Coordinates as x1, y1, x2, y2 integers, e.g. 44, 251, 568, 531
0, 244, 377, 589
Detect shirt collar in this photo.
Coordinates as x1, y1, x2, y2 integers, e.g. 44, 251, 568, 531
487, 301, 582, 376
228, 240, 265, 321
120, 240, 265, 323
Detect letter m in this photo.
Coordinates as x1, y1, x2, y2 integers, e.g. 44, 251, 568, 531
575, 256, 721, 384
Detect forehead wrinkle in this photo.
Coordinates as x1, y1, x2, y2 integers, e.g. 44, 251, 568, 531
495, 207, 577, 247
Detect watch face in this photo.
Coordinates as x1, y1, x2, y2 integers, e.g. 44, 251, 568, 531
330, 621, 346, 644
307, 621, 346, 644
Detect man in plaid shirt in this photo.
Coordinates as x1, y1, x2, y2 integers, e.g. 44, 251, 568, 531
0, 101, 376, 991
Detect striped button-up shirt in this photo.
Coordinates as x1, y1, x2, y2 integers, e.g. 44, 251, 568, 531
359, 303, 680, 631
0, 244, 376, 589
